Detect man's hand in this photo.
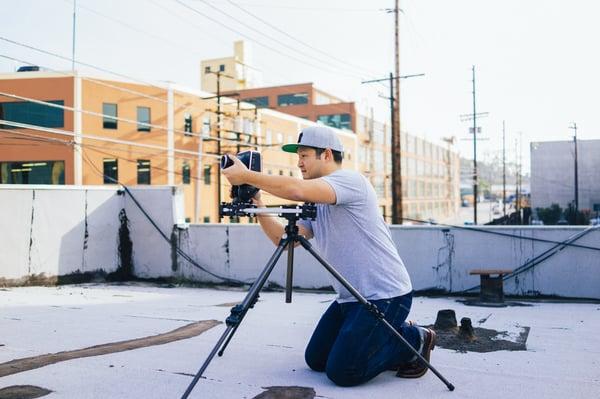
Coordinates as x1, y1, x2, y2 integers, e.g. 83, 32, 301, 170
251, 191, 264, 207
221, 154, 249, 185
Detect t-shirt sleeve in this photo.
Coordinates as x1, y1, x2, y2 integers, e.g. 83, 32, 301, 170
321, 171, 366, 205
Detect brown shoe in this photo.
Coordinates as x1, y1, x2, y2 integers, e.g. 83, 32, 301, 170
396, 327, 436, 378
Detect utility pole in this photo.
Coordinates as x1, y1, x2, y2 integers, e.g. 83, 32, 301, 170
514, 132, 523, 224
72, 0, 77, 71
208, 70, 234, 212
569, 122, 579, 213
393, 0, 402, 224
502, 120, 506, 219
459, 68, 488, 224
471, 66, 478, 224
361, 72, 424, 224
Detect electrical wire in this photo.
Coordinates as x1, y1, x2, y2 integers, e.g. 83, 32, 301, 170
0, 90, 272, 149
402, 217, 600, 252
459, 225, 599, 293
0, 36, 167, 93
195, 0, 380, 80
224, 0, 383, 79
173, 0, 370, 80
1, 49, 374, 140
79, 149, 250, 286
64, 0, 206, 57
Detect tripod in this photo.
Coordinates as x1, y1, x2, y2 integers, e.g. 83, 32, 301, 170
181, 203, 454, 398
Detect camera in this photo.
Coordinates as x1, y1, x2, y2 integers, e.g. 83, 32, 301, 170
220, 150, 262, 203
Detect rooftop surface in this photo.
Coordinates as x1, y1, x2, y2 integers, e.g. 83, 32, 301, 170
1, 284, 598, 399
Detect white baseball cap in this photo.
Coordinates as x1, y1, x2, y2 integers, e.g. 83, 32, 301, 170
282, 126, 344, 154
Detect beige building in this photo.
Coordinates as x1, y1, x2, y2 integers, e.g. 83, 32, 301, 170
222, 80, 460, 222
1, 65, 459, 224
0, 71, 357, 224
200, 41, 261, 93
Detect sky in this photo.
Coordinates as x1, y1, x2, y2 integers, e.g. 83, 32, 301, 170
1, 0, 599, 172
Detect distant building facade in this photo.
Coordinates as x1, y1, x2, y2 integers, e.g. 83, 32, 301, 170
225, 82, 460, 222
530, 139, 600, 211
0, 71, 356, 224
0, 66, 460, 224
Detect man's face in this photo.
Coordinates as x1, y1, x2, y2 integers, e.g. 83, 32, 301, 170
297, 147, 324, 179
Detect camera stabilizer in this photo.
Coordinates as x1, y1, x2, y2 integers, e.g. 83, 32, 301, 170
180, 203, 454, 398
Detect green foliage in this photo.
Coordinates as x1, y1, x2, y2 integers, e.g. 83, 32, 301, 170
565, 204, 591, 225
535, 204, 562, 225
536, 203, 591, 225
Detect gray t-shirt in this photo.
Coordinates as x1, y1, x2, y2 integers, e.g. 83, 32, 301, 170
299, 169, 412, 303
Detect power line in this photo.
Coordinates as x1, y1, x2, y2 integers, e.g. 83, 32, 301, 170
0, 121, 300, 171
196, 1, 383, 13
0, 36, 167, 93
224, 0, 383, 79
0, 53, 170, 104
63, 0, 206, 57
0, 127, 288, 204
0, 90, 274, 149
77, 148, 249, 285
173, 0, 368, 80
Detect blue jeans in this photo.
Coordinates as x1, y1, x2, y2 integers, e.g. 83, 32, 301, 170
304, 292, 420, 387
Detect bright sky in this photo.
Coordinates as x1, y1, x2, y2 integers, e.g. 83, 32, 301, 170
1, 0, 598, 172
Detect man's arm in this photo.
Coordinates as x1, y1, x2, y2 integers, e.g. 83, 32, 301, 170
222, 155, 336, 204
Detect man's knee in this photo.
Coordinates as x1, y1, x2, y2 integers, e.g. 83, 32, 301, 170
325, 364, 364, 387
304, 349, 326, 372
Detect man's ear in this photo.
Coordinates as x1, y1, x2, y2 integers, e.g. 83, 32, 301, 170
325, 148, 333, 162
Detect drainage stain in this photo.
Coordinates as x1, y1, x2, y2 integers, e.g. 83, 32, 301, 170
0, 385, 52, 399
431, 309, 529, 353
252, 386, 316, 399
0, 320, 220, 378
432, 325, 530, 353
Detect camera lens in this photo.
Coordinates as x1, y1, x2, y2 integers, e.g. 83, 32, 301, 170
220, 154, 233, 169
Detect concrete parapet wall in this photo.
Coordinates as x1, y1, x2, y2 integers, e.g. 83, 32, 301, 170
1, 185, 598, 299
177, 224, 600, 299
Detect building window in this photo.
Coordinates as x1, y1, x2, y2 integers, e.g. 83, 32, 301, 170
203, 165, 211, 185
137, 106, 151, 132
265, 130, 272, 145
0, 161, 64, 184
317, 113, 351, 130
277, 93, 308, 106
244, 96, 269, 108
184, 113, 193, 136
219, 64, 225, 72
0, 100, 65, 129
137, 159, 151, 184
103, 158, 118, 184
182, 161, 191, 184
204, 66, 211, 74
202, 116, 211, 135
203, 216, 210, 223
102, 103, 118, 129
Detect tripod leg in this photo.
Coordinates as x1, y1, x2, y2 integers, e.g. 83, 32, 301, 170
217, 238, 289, 357
181, 239, 289, 399
297, 236, 455, 392
285, 241, 294, 303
